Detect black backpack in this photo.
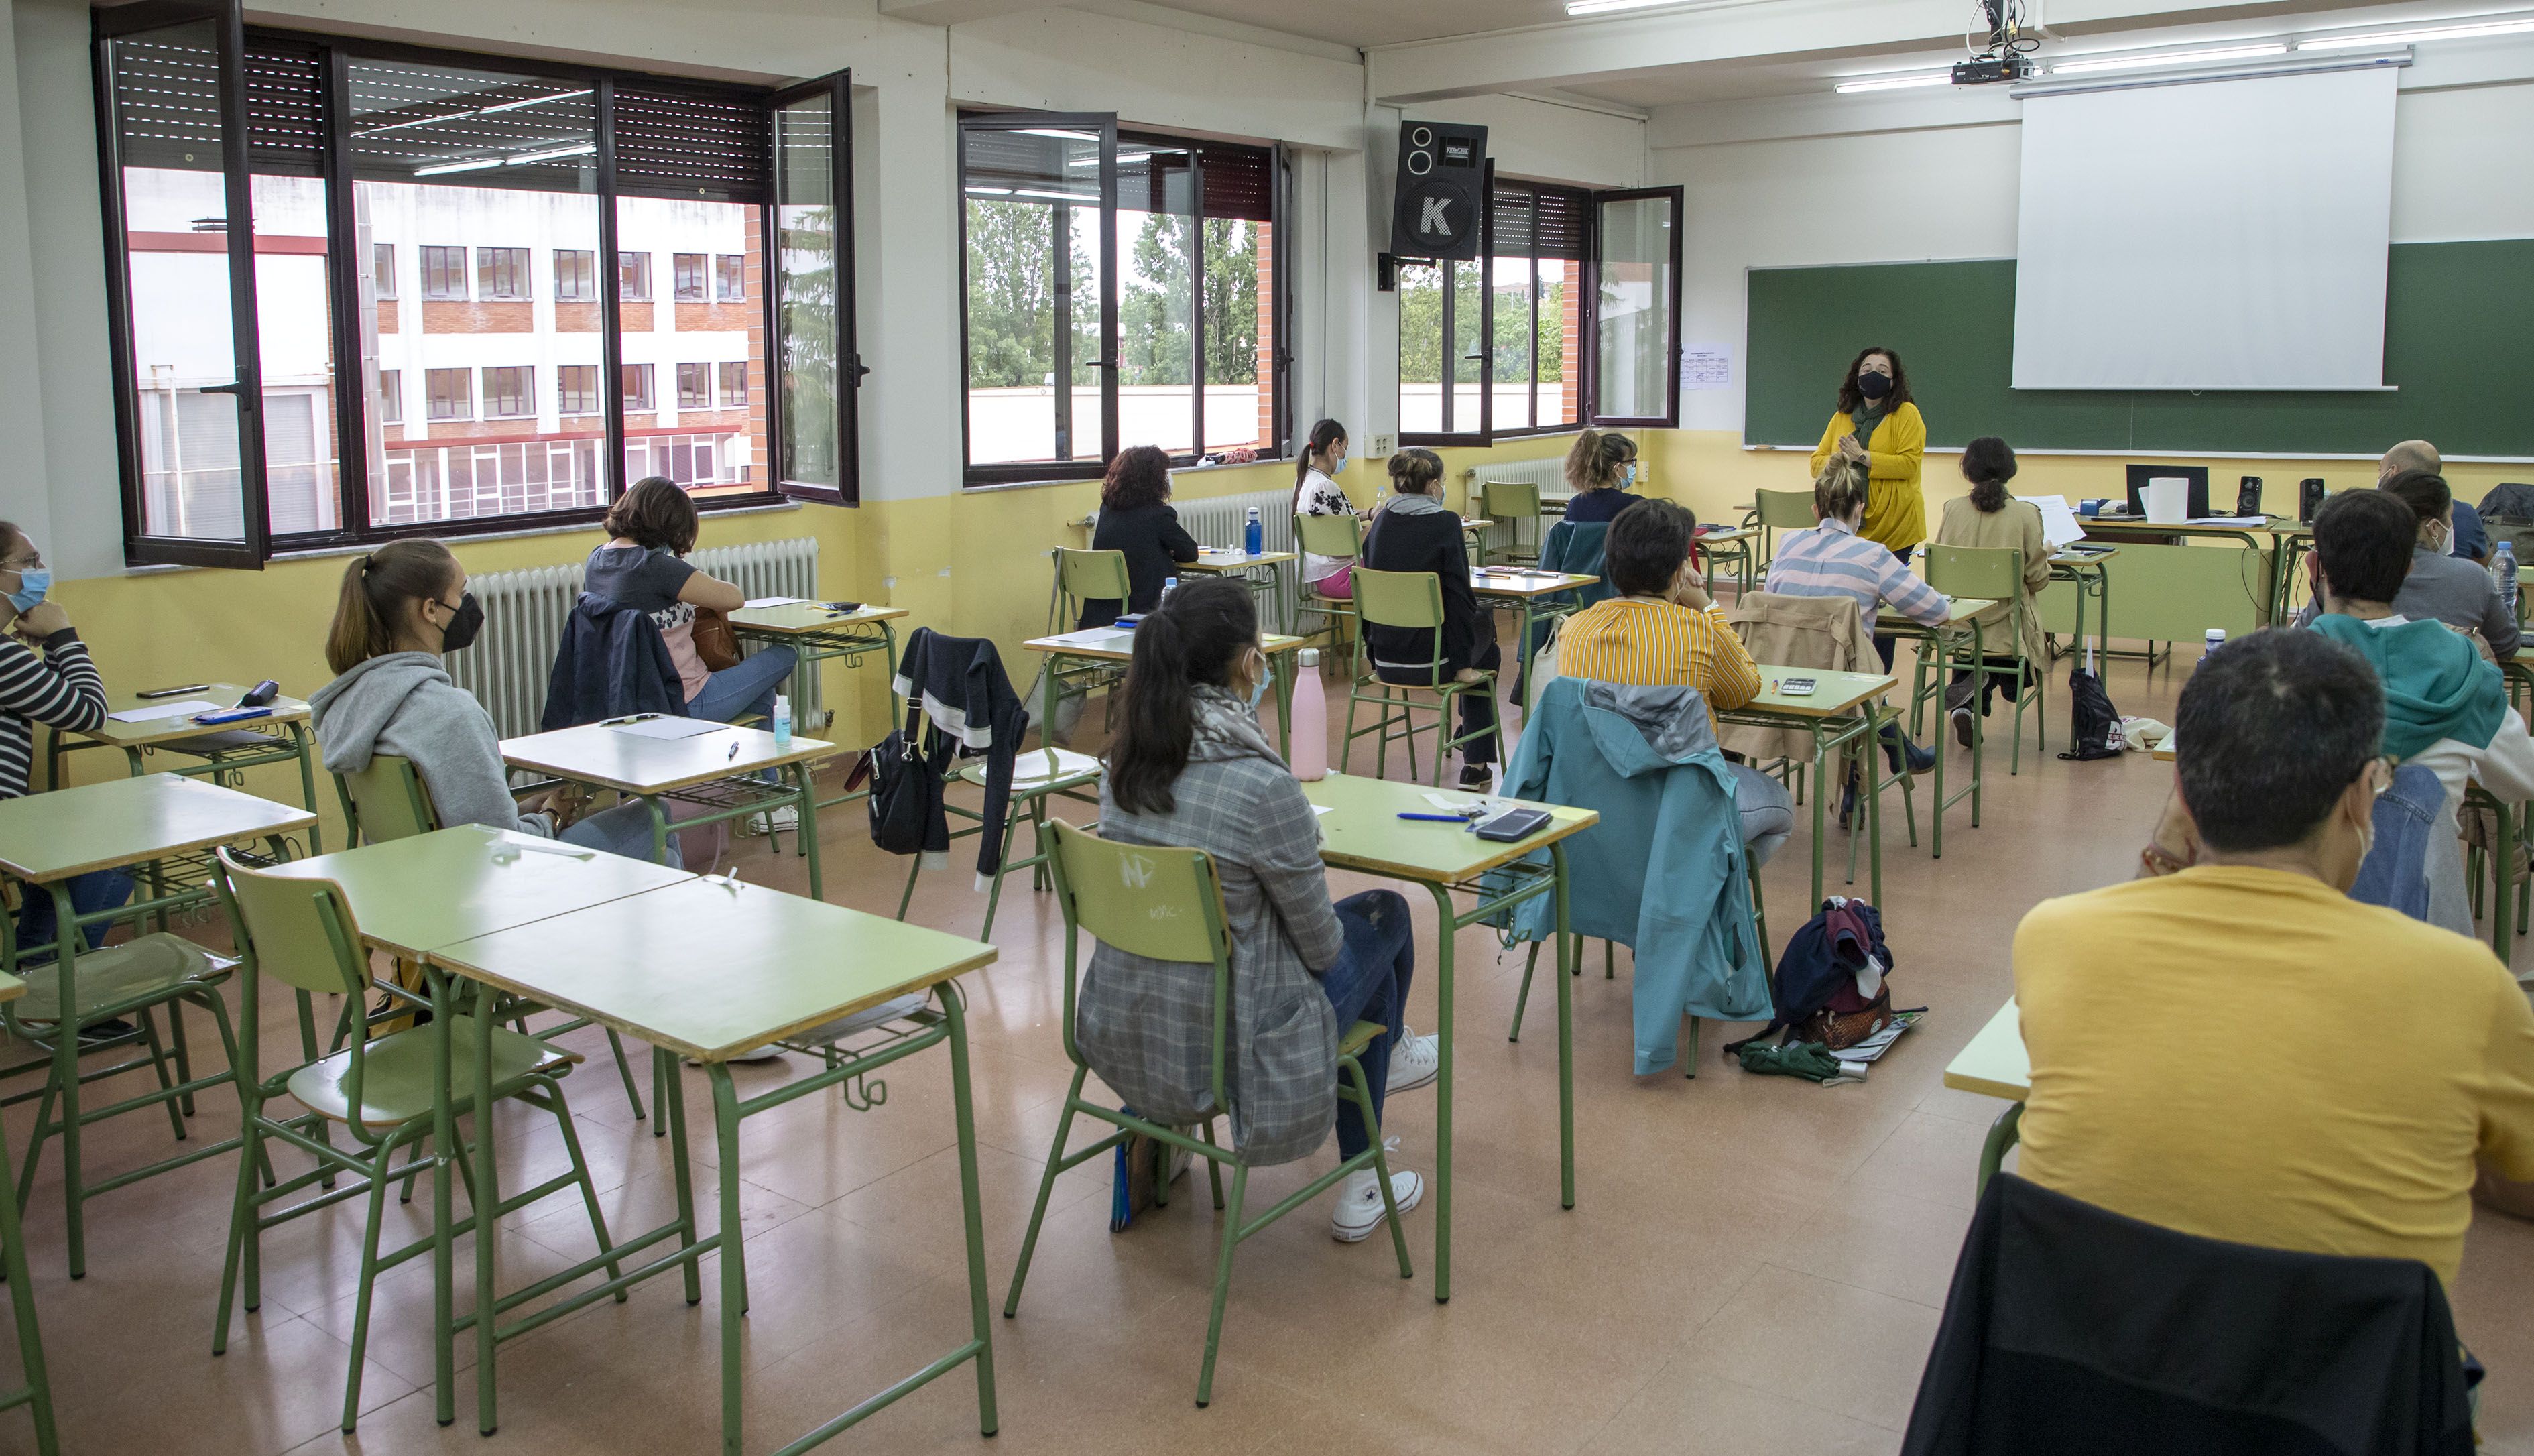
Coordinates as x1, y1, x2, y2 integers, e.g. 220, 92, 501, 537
2058, 664, 2122, 762
866, 700, 948, 857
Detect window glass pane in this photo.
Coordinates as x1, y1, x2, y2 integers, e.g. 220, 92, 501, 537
254, 170, 341, 534
351, 56, 603, 524
1199, 215, 1268, 454
557, 364, 598, 414
1451, 259, 1484, 434
1544, 259, 1579, 428
378, 369, 401, 424
373, 243, 396, 299
775, 90, 841, 487
620, 194, 764, 498
961, 124, 1103, 467
621, 363, 653, 411
1491, 255, 1534, 434
554, 249, 594, 301
717, 255, 745, 302
1396, 259, 1443, 436
1116, 144, 1195, 456
1595, 194, 1676, 420
619, 251, 652, 300
719, 360, 747, 407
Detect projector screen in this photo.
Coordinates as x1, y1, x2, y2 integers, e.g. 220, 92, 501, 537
2010, 65, 2399, 391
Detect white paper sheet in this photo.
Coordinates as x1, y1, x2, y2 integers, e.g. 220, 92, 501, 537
1040, 627, 1137, 650
2188, 515, 2270, 528
1679, 343, 1733, 391
107, 699, 217, 724
742, 595, 807, 609
608, 716, 723, 741
2025, 494, 2088, 550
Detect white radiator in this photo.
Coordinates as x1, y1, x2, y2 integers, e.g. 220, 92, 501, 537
1463, 456, 1569, 556
446, 536, 822, 739
1156, 486, 1301, 631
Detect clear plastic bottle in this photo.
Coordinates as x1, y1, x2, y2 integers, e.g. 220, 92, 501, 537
2498, 542, 2519, 626
1158, 576, 1179, 612
1287, 648, 1328, 781
2201, 629, 2225, 670
772, 693, 792, 747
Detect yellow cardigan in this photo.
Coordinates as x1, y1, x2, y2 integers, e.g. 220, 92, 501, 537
1809, 402, 1927, 556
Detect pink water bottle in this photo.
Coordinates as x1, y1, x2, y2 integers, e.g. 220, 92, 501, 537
1288, 648, 1329, 781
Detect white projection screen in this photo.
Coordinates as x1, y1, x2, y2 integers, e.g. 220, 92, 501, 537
2011, 65, 2399, 391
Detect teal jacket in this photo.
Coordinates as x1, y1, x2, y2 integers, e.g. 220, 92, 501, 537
2309, 613, 2504, 757
1501, 678, 1770, 1074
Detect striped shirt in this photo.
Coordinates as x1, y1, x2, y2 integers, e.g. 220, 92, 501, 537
1557, 597, 1762, 726
1764, 517, 1949, 633
0, 631, 107, 799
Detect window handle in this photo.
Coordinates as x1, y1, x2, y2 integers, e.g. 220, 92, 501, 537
200, 382, 247, 396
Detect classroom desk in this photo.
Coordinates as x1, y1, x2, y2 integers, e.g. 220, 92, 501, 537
422, 877, 1000, 1451
1719, 670, 1897, 906
2273, 525, 2315, 621
0, 969, 53, 1452
261, 825, 691, 960
1025, 629, 1305, 761
1303, 772, 1595, 1304
725, 602, 907, 811
1697, 526, 1759, 597
1471, 568, 1600, 711
0, 774, 314, 1278
1885, 596, 1998, 859
2077, 515, 2301, 651
1181, 549, 1298, 631
499, 719, 835, 899
1943, 997, 2027, 1196
2049, 546, 2118, 674
48, 682, 324, 852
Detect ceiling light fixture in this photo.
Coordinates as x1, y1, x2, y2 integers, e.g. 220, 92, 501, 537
506, 143, 595, 166
412, 157, 505, 176
2297, 14, 2534, 50
2050, 42, 2287, 75
1834, 71, 1953, 93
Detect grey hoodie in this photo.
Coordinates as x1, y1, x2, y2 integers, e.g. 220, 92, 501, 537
308, 652, 552, 838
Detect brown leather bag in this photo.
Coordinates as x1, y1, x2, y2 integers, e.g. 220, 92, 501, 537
692, 605, 742, 672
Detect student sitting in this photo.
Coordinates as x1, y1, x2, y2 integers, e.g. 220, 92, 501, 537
1559, 429, 1640, 526
1081, 446, 1200, 629
2303, 489, 2534, 938
1553, 499, 1790, 863
1077, 577, 1439, 1242
1764, 453, 1947, 774
1935, 436, 2052, 746
583, 476, 798, 722
2386, 438, 2486, 564
1362, 447, 1499, 789
1292, 418, 1355, 599
2016, 626, 2534, 1293
312, 539, 677, 866
2291, 472, 2517, 660
0, 521, 130, 959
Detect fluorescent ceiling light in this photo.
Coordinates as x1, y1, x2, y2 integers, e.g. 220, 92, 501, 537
2297, 15, 2534, 50
2051, 42, 2287, 74
1010, 188, 1099, 203
507, 143, 595, 165
1069, 151, 1152, 166
413, 157, 504, 176
1835, 72, 1951, 93
478, 89, 591, 115
1565, 0, 1683, 13
1014, 128, 1099, 141
964, 186, 1013, 196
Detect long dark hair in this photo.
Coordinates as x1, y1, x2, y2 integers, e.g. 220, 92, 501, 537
1835, 346, 1913, 416
326, 538, 459, 674
605, 475, 700, 554
1102, 446, 1173, 511
1107, 577, 1258, 816
1962, 436, 2017, 513
1295, 418, 1346, 494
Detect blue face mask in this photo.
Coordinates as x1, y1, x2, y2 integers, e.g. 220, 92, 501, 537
1624, 463, 1638, 489
5, 568, 49, 613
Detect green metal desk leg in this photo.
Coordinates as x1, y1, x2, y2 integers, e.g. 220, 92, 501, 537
712, 1065, 747, 1456
1516, 598, 1536, 714
290, 722, 323, 855
939, 985, 1000, 1435
1968, 619, 1986, 830
1806, 720, 1831, 908
642, 793, 672, 869
1863, 704, 1886, 906
1421, 879, 1458, 1305
40, 884, 83, 1281
473, 999, 500, 1435
425, 968, 458, 1426
0, 1082, 56, 1454
1551, 842, 1575, 1212
662, 1048, 702, 1305
793, 762, 824, 902
1929, 650, 1945, 863
2493, 800, 2515, 966
1975, 1101, 2023, 1199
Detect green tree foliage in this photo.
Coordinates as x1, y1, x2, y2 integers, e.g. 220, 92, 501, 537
1397, 262, 1566, 387
963, 199, 1096, 387
1118, 214, 1259, 387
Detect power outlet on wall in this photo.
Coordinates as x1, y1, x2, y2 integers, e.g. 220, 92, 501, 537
1370, 434, 1396, 457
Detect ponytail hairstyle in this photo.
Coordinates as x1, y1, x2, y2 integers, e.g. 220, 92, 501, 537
1813, 453, 1871, 524
1294, 418, 1347, 495
605, 475, 701, 554
1107, 576, 1260, 816
1388, 447, 1444, 497
326, 538, 460, 675
1564, 428, 1636, 493
1960, 436, 2018, 514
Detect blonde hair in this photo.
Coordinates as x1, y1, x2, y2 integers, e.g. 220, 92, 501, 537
1813, 454, 1870, 523
1564, 428, 1636, 493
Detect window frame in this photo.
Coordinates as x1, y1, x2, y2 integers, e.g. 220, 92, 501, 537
556, 363, 599, 415
424, 367, 471, 421
373, 242, 396, 300
715, 253, 745, 302
718, 360, 747, 408
1581, 184, 1685, 431
621, 362, 654, 413
676, 361, 709, 410
554, 249, 596, 302
420, 245, 467, 300
93, 22, 859, 561
481, 365, 533, 418
1484, 177, 1588, 441
672, 252, 707, 302
476, 246, 531, 302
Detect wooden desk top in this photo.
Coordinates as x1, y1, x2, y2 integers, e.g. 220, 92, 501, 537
1024, 631, 1305, 664
501, 720, 836, 796
76, 682, 312, 749
1471, 569, 1597, 598
1943, 997, 2028, 1101
1736, 668, 1896, 720
428, 877, 996, 1062
1302, 773, 1597, 884
261, 825, 691, 960
1183, 550, 1298, 572
0, 774, 316, 883
725, 602, 908, 635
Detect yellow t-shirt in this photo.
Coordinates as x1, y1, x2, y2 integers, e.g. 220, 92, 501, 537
2013, 865, 2534, 1288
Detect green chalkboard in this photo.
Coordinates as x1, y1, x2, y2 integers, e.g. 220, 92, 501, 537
1744, 240, 2534, 457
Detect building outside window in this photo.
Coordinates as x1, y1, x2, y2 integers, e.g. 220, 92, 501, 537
426, 368, 471, 420
477, 246, 531, 301
557, 364, 599, 414
373, 243, 396, 300
716, 254, 744, 302
482, 365, 534, 417
621, 363, 654, 412
421, 245, 466, 300
618, 251, 652, 302
554, 248, 596, 302
719, 361, 747, 407
378, 369, 401, 424
673, 253, 707, 302
676, 362, 709, 409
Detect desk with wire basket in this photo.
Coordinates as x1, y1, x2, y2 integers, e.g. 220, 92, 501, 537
47, 682, 324, 851
725, 602, 907, 811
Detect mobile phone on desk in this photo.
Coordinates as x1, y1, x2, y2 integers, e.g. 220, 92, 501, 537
1471, 806, 1552, 842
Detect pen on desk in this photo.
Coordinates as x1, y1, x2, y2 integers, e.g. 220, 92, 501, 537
1396, 812, 1467, 823
727, 741, 739, 761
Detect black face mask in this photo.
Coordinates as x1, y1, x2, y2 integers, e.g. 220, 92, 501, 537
437, 592, 485, 654
1856, 372, 1894, 401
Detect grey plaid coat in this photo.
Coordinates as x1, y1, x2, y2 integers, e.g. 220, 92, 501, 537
1077, 687, 1345, 1166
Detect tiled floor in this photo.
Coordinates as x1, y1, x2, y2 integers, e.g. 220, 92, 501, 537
7, 635, 2534, 1455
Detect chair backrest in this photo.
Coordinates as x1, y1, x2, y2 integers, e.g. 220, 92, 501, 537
1539, 520, 1614, 609
1482, 478, 1541, 523
1352, 567, 1446, 632
1923, 543, 2022, 602
1753, 487, 1815, 532
1059, 548, 1132, 605
1293, 511, 1362, 560
212, 847, 369, 998
335, 753, 440, 846
1042, 819, 1234, 1099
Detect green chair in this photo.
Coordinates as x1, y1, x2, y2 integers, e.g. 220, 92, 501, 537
1342, 568, 1503, 785
335, 755, 650, 1121
1005, 821, 1410, 1407
896, 746, 1104, 939
1751, 488, 1815, 574
1481, 478, 1543, 566
0, 978, 55, 1455
1294, 512, 1363, 674
208, 848, 622, 1434
1046, 547, 1137, 734
1917, 545, 2044, 777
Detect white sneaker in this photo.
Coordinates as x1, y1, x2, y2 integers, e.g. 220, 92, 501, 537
1331, 1165, 1423, 1243
1387, 1028, 1440, 1094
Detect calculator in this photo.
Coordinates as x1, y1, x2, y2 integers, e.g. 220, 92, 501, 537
1779, 678, 1817, 696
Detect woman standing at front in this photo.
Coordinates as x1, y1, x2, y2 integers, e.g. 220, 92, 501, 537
1807, 347, 1927, 560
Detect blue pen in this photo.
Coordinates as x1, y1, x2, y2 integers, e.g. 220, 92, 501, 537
1396, 812, 1467, 823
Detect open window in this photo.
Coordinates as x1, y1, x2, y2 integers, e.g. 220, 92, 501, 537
1585, 186, 1683, 429
770, 68, 860, 504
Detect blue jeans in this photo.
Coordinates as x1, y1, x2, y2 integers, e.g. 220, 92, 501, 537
1728, 761, 1794, 868
685, 646, 798, 724
16, 869, 135, 963
1317, 890, 1415, 1159
558, 801, 684, 869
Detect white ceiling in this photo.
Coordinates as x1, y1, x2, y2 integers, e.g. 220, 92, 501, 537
1117, 0, 1571, 48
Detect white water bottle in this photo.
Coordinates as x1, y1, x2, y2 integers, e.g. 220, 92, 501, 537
772, 693, 792, 747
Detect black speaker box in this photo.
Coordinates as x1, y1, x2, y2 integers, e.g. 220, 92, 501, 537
2236, 475, 2262, 517
1390, 121, 1488, 261
2299, 477, 2327, 522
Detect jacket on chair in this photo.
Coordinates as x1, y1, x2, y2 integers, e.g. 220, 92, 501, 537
541, 593, 686, 731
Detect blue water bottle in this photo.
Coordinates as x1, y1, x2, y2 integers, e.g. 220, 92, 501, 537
1244, 506, 1263, 557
